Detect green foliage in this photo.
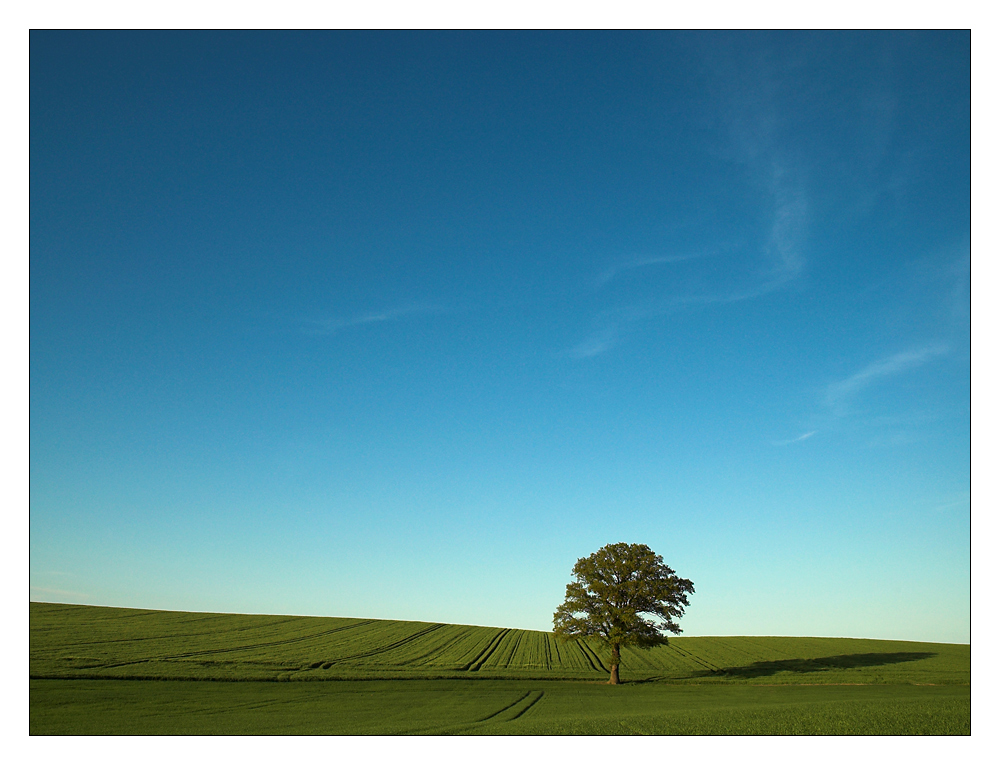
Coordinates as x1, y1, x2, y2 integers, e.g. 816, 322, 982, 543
553, 543, 694, 681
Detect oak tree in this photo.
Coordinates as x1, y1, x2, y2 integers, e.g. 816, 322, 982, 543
553, 542, 694, 684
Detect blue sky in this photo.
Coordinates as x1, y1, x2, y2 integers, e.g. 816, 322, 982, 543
29, 31, 970, 642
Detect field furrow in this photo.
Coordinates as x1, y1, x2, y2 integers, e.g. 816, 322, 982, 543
464, 628, 510, 671
509, 690, 545, 720
322, 623, 446, 664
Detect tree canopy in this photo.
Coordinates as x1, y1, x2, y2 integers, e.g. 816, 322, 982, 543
553, 542, 694, 684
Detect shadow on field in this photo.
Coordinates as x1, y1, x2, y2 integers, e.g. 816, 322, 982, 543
698, 652, 937, 679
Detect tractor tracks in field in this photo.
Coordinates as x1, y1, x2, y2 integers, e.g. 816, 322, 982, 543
504, 630, 525, 669
462, 628, 511, 672
46, 617, 307, 649
507, 690, 545, 720
669, 643, 724, 674
443, 690, 547, 733
391, 628, 470, 668
478, 689, 546, 722
577, 641, 608, 673
94, 620, 379, 670
315, 623, 446, 667
405, 689, 546, 735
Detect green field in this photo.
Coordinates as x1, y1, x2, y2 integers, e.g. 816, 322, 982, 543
30, 603, 970, 734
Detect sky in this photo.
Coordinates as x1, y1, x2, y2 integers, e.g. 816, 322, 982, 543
29, 31, 971, 643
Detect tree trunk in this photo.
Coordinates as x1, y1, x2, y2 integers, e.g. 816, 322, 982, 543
608, 643, 621, 685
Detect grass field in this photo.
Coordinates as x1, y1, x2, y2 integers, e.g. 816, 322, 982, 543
29, 602, 970, 735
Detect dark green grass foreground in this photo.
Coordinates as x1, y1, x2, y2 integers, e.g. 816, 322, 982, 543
30, 603, 970, 735
30, 680, 968, 735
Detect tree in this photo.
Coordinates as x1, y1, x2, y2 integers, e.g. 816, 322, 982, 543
553, 542, 694, 685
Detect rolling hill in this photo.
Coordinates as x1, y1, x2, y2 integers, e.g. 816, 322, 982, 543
30, 602, 970, 685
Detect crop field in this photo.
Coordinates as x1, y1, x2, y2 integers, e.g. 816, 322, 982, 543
29, 603, 970, 735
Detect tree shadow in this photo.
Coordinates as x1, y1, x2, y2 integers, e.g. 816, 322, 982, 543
695, 651, 937, 679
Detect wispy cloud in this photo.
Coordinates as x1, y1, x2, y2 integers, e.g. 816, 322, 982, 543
772, 345, 949, 447
567, 327, 617, 359
772, 431, 817, 446
565, 97, 809, 361
763, 163, 808, 287
302, 303, 446, 336
566, 202, 805, 358
711, 48, 810, 292
593, 253, 710, 289
824, 345, 949, 412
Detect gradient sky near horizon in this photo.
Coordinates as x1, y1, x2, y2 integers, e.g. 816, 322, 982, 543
30, 31, 970, 643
